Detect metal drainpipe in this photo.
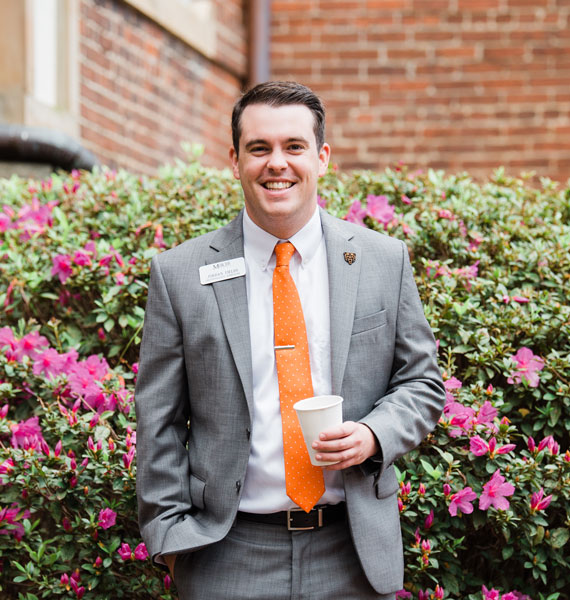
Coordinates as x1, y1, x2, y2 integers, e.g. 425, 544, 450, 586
248, 0, 271, 88
0, 124, 99, 171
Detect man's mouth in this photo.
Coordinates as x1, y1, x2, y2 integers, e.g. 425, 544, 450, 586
262, 181, 294, 190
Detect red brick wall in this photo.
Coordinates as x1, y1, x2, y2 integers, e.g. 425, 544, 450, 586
79, 0, 247, 174
271, 0, 570, 181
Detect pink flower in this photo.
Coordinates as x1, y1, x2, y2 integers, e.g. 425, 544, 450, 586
469, 436, 515, 458
0, 458, 14, 484
401, 194, 412, 205
70, 576, 85, 599
438, 209, 454, 220
164, 574, 172, 590
118, 543, 132, 561
123, 446, 136, 470
444, 376, 462, 391
10, 416, 44, 450
13, 331, 49, 361
73, 250, 92, 266
512, 296, 529, 304
479, 470, 515, 511
366, 194, 395, 227
496, 442, 516, 455
537, 435, 557, 454
344, 200, 367, 226
33, 348, 67, 378
317, 194, 326, 208
482, 586, 500, 600
530, 488, 552, 513
448, 487, 477, 516
62, 517, 72, 532
98, 508, 116, 530
507, 347, 544, 388
0, 327, 16, 356
434, 585, 445, 599
476, 401, 497, 426
51, 254, 73, 284
0, 504, 30, 540
134, 542, 149, 560
469, 435, 489, 456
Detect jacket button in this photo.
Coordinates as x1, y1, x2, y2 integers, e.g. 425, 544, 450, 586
246, 428, 251, 440
236, 480, 241, 493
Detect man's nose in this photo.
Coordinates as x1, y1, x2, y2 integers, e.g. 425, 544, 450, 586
266, 149, 288, 171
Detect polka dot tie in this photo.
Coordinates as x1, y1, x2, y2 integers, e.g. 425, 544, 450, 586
273, 242, 325, 513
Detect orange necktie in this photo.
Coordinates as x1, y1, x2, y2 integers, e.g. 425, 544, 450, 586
273, 242, 325, 512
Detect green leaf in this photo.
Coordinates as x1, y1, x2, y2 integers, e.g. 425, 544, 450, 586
550, 528, 570, 549
548, 404, 561, 427
420, 459, 442, 480
502, 545, 514, 560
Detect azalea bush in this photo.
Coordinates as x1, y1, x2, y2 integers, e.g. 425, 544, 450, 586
0, 157, 569, 599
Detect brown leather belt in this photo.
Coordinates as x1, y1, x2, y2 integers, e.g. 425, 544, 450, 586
237, 503, 346, 531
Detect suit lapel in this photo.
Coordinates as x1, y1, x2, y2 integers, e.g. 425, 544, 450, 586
321, 210, 362, 396
207, 212, 254, 419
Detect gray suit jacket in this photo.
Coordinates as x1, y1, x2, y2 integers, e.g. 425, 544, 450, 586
135, 208, 445, 594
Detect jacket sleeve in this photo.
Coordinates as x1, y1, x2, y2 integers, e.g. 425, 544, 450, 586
359, 241, 445, 474
135, 255, 192, 564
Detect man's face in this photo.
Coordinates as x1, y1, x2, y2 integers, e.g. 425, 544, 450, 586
229, 103, 330, 239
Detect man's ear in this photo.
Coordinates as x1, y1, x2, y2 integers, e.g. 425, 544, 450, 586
318, 143, 331, 177
229, 146, 240, 180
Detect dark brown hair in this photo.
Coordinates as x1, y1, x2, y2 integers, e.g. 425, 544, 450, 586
231, 81, 326, 154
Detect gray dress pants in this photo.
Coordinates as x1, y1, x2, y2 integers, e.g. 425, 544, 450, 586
173, 515, 396, 600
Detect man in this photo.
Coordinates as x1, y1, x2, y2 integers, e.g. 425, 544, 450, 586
135, 81, 445, 599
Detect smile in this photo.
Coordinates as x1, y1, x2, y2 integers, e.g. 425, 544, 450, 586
263, 181, 294, 190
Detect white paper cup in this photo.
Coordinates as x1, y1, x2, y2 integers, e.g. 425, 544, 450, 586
293, 395, 344, 466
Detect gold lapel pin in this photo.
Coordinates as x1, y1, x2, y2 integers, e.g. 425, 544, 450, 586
344, 252, 356, 265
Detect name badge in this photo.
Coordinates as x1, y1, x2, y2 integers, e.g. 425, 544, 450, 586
199, 257, 246, 285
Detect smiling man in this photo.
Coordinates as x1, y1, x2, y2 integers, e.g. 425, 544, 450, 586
135, 81, 445, 600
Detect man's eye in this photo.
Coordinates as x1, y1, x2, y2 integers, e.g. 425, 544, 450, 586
251, 146, 267, 153
288, 144, 304, 151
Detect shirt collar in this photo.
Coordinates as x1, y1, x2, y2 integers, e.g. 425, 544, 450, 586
243, 206, 323, 270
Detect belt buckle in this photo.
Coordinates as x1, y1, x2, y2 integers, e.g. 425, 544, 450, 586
287, 507, 323, 531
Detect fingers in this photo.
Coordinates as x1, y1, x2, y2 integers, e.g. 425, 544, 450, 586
311, 421, 378, 470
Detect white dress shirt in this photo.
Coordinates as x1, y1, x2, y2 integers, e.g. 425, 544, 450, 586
239, 206, 345, 513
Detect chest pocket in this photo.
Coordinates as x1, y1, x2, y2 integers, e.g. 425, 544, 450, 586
352, 309, 387, 336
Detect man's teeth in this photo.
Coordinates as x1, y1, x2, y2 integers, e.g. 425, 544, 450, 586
264, 181, 293, 190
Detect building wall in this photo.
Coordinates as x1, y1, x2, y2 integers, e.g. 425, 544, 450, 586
271, 0, 570, 181
78, 0, 247, 174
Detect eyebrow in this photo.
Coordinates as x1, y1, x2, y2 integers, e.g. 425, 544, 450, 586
244, 137, 310, 150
